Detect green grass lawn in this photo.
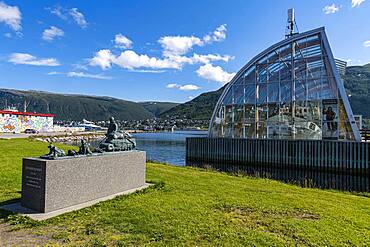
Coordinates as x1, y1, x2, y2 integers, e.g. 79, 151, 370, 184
0, 138, 370, 246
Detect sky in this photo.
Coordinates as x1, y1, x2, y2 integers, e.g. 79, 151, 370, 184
0, 0, 369, 103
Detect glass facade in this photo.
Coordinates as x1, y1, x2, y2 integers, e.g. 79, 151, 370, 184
209, 29, 359, 141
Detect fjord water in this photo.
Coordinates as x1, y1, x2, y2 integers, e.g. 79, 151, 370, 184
132, 131, 207, 166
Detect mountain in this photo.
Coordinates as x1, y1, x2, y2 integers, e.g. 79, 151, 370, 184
139, 101, 179, 117
160, 85, 226, 120
343, 63, 370, 119
161, 64, 370, 120
0, 89, 176, 121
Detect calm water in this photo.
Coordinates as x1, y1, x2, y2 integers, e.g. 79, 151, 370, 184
132, 131, 207, 166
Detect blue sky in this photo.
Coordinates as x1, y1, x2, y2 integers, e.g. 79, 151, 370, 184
0, 0, 369, 103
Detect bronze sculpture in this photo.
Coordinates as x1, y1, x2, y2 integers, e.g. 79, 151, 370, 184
97, 117, 136, 152
40, 143, 66, 159
40, 117, 136, 159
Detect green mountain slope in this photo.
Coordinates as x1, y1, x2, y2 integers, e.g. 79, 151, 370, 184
343, 63, 370, 118
160, 85, 226, 120
0, 89, 155, 121
161, 64, 370, 120
139, 101, 179, 117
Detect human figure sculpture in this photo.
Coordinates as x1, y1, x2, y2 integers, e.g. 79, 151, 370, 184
97, 117, 136, 152
40, 143, 66, 159
78, 139, 92, 155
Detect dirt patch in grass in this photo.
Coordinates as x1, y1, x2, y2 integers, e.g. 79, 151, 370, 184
0, 222, 61, 246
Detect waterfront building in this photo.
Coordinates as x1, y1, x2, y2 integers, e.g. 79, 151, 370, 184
209, 27, 361, 141
0, 110, 54, 133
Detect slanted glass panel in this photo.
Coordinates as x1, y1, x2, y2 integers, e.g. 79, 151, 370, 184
294, 101, 309, 121
256, 104, 268, 121
306, 101, 321, 121
306, 56, 323, 79
322, 99, 339, 140
224, 105, 233, 124
277, 122, 295, 139
267, 103, 279, 122
294, 59, 307, 80
279, 44, 292, 61
244, 65, 256, 84
222, 90, 233, 105
245, 84, 256, 104
307, 78, 322, 100
303, 35, 321, 58
223, 105, 233, 138
267, 50, 279, 64
233, 85, 244, 105
234, 105, 244, 124
280, 102, 292, 122
280, 62, 292, 81
256, 83, 267, 103
267, 82, 279, 102
268, 62, 280, 82
294, 121, 321, 140
339, 122, 355, 140
321, 77, 338, 99
280, 81, 292, 102
267, 123, 281, 139
244, 122, 255, 138
295, 79, 307, 101
256, 122, 267, 139
256, 63, 268, 83
293, 38, 307, 59
234, 76, 244, 85
211, 121, 222, 137
234, 105, 244, 138
245, 105, 256, 122
212, 106, 225, 137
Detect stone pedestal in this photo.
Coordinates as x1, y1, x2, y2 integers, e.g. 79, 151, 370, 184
21, 151, 146, 213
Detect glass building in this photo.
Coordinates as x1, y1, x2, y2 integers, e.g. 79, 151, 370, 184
209, 27, 361, 141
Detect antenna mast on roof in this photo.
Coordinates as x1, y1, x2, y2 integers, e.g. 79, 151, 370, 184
285, 8, 299, 38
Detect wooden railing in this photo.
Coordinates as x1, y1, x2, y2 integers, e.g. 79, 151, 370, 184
186, 137, 370, 192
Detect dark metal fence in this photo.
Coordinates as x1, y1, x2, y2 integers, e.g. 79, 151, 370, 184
186, 137, 370, 192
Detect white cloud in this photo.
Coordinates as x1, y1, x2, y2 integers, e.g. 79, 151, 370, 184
0, 2, 21, 31
9, 53, 60, 66
166, 83, 178, 89
89, 24, 232, 73
114, 34, 133, 49
67, 71, 111, 80
89, 49, 233, 71
42, 26, 64, 41
323, 4, 340, 14
364, 40, 370, 47
207, 24, 227, 42
4, 32, 11, 38
159, 36, 204, 56
159, 24, 227, 56
352, 0, 365, 7
166, 83, 201, 91
48, 71, 112, 80
168, 53, 233, 65
196, 63, 235, 84
89, 49, 115, 70
48, 6, 87, 28
127, 69, 165, 73
114, 50, 180, 69
69, 8, 87, 28
47, 6, 66, 20
90, 49, 180, 70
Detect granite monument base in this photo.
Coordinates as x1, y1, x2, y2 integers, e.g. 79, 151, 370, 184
21, 151, 146, 213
